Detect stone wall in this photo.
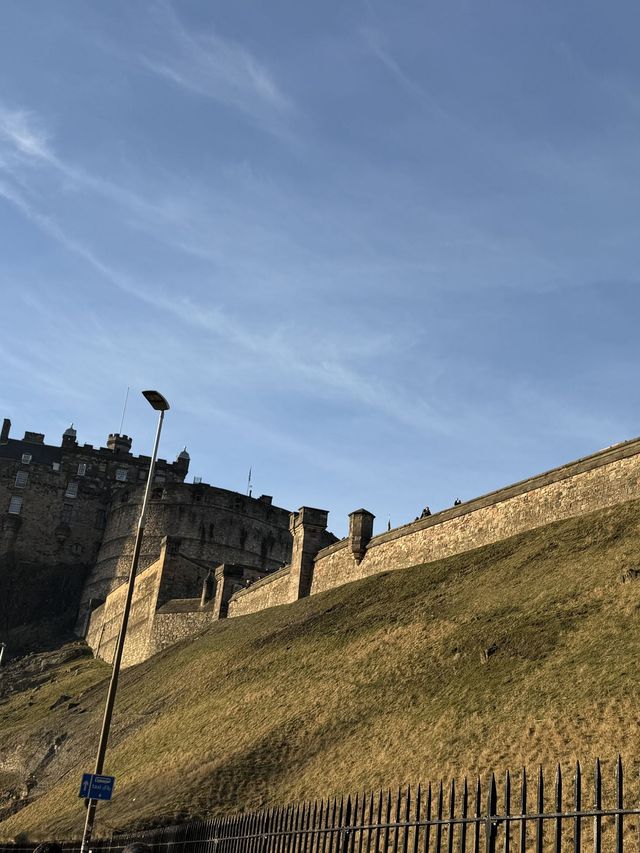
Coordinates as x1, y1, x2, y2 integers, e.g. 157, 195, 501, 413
85, 538, 209, 667
228, 566, 293, 617
85, 557, 162, 667
311, 436, 640, 595
0, 418, 188, 648
150, 604, 216, 657
81, 484, 292, 622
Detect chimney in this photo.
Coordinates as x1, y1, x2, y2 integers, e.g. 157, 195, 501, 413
0, 419, 10, 444
348, 509, 375, 563
107, 433, 133, 454
23, 431, 44, 445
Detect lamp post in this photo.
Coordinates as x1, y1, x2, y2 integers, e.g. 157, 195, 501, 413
80, 390, 170, 853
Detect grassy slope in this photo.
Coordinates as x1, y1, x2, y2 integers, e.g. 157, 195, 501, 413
3, 498, 640, 841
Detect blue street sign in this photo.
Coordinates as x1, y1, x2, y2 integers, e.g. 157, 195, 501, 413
79, 773, 116, 801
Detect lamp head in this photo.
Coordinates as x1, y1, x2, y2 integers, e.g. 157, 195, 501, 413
142, 390, 170, 411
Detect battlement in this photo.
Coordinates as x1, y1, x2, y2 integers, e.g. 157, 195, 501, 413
0, 417, 190, 476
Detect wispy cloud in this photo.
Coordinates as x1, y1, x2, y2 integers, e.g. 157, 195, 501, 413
359, 26, 424, 100
140, 1, 291, 129
0, 172, 456, 439
0, 105, 52, 160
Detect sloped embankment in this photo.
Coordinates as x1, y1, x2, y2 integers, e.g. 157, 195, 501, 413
2, 498, 640, 841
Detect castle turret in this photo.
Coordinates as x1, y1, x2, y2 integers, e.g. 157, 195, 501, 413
62, 424, 77, 448
106, 433, 132, 454
175, 447, 190, 476
348, 508, 375, 563
289, 507, 330, 599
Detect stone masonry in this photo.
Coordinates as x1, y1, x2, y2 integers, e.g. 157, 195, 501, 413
7, 408, 640, 669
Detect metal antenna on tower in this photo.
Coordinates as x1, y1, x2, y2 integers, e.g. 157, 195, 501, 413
247, 466, 252, 497
118, 387, 130, 434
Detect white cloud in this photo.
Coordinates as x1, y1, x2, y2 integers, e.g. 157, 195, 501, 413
0, 106, 52, 160
141, 2, 291, 127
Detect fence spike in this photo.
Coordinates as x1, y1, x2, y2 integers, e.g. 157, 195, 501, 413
535, 767, 543, 853
554, 764, 562, 853
459, 778, 468, 853
593, 759, 601, 853
485, 774, 497, 853
473, 777, 481, 853
372, 789, 383, 853
504, 770, 511, 853
615, 755, 623, 853
436, 780, 444, 853
403, 784, 412, 853
363, 791, 374, 853
573, 761, 581, 853
424, 782, 433, 853
448, 779, 456, 853
413, 784, 422, 853
519, 768, 527, 853
358, 790, 369, 853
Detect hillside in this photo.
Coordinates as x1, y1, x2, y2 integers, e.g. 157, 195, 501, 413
2, 497, 640, 842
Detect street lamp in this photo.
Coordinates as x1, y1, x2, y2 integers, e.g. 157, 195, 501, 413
80, 390, 170, 853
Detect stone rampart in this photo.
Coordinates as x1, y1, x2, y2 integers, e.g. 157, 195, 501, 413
85, 538, 210, 667
150, 602, 216, 656
86, 557, 162, 667
228, 566, 292, 617
80, 484, 292, 624
311, 436, 640, 595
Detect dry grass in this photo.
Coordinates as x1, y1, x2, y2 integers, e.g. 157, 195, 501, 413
3, 498, 640, 841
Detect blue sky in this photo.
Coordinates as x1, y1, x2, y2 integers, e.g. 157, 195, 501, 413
1, 1, 639, 537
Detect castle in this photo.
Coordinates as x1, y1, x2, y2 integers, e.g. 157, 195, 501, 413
3, 413, 640, 667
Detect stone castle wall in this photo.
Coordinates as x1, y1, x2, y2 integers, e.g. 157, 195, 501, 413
80, 484, 291, 624
228, 566, 292, 617
86, 558, 163, 667
86, 543, 212, 667
150, 607, 215, 657
86, 435, 640, 667
310, 437, 640, 595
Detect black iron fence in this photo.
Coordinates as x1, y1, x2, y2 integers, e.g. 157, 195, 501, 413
5, 757, 640, 853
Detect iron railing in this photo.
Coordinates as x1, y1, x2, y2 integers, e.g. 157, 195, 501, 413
4, 757, 640, 853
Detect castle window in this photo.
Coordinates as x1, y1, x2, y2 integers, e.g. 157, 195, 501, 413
21, 453, 32, 464
115, 468, 128, 482
8, 496, 22, 514
77, 463, 87, 476
14, 471, 29, 488
61, 503, 73, 524
151, 487, 163, 500
94, 509, 106, 529
52, 462, 60, 472
120, 491, 130, 503
65, 481, 79, 498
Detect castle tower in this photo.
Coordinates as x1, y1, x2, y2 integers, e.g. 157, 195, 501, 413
61, 424, 77, 448
106, 433, 133, 454
289, 507, 330, 600
175, 447, 190, 477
